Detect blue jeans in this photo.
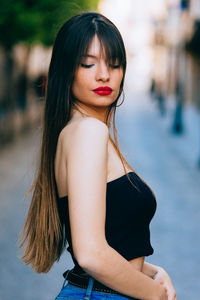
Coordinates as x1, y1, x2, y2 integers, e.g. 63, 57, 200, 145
55, 270, 136, 300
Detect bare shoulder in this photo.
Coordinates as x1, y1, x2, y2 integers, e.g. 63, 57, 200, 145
59, 117, 109, 156
71, 117, 109, 138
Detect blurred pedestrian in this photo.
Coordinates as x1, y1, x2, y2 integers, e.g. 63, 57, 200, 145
33, 73, 47, 100
18, 12, 177, 300
16, 72, 27, 111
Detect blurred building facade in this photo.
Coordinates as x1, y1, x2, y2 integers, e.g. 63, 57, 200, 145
150, 0, 200, 111
1, 0, 200, 167
0, 44, 51, 146
0, 0, 99, 148
149, 0, 200, 166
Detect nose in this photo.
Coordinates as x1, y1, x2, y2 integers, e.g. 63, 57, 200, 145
95, 61, 110, 82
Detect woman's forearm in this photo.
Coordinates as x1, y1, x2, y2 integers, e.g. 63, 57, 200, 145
141, 262, 177, 299
142, 262, 161, 279
129, 259, 160, 279
79, 244, 165, 300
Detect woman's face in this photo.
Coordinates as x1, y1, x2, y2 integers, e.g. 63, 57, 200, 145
72, 35, 123, 109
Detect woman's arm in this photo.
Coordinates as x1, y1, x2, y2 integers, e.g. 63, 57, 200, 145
142, 261, 160, 279
144, 262, 177, 300
130, 260, 177, 299
63, 117, 167, 300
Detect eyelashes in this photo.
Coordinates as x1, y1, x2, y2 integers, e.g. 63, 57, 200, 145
111, 65, 121, 69
81, 63, 94, 68
80, 63, 121, 69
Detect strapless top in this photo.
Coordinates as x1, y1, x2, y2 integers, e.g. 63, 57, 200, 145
58, 171, 157, 275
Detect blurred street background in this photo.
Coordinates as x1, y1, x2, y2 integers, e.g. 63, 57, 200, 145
0, 0, 200, 299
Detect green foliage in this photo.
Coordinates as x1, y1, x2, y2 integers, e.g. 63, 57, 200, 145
0, 0, 100, 49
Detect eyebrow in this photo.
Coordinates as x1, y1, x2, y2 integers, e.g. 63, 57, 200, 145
80, 54, 120, 62
81, 54, 97, 58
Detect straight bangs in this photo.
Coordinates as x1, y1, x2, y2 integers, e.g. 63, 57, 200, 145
74, 21, 126, 71
74, 23, 96, 66
97, 22, 126, 70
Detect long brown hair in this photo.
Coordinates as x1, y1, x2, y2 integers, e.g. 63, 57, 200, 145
17, 11, 154, 273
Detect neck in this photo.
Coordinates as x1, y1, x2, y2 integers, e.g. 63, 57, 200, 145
72, 102, 112, 126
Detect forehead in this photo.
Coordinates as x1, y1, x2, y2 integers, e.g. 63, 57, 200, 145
79, 32, 124, 66
84, 35, 106, 59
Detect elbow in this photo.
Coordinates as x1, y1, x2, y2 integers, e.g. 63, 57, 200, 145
76, 243, 108, 273
77, 255, 97, 272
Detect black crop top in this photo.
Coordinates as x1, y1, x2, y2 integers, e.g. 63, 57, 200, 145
59, 171, 157, 275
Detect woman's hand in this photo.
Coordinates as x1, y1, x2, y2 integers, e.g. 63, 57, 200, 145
153, 267, 177, 300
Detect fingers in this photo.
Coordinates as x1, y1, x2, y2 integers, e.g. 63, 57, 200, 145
164, 285, 176, 300
168, 290, 177, 300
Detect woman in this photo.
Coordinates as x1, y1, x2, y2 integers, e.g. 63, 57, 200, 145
18, 12, 177, 300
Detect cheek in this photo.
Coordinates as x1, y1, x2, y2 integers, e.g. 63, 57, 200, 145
116, 67, 123, 80
72, 71, 92, 99
73, 70, 90, 91
72, 73, 83, 94
116, 71, 123, 87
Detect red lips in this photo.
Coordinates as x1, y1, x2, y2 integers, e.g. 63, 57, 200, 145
93, 86, 113, 95
93, 86, 112, 91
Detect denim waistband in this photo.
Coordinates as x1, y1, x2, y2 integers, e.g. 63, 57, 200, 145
62, 268, 139, 300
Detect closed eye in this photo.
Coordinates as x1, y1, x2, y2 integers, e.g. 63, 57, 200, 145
81, 63, 121, 69
81, 63, 94, 68
110, 64, 121, 69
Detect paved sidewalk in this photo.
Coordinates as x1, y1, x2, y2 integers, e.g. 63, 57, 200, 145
0, 91, 200, 299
